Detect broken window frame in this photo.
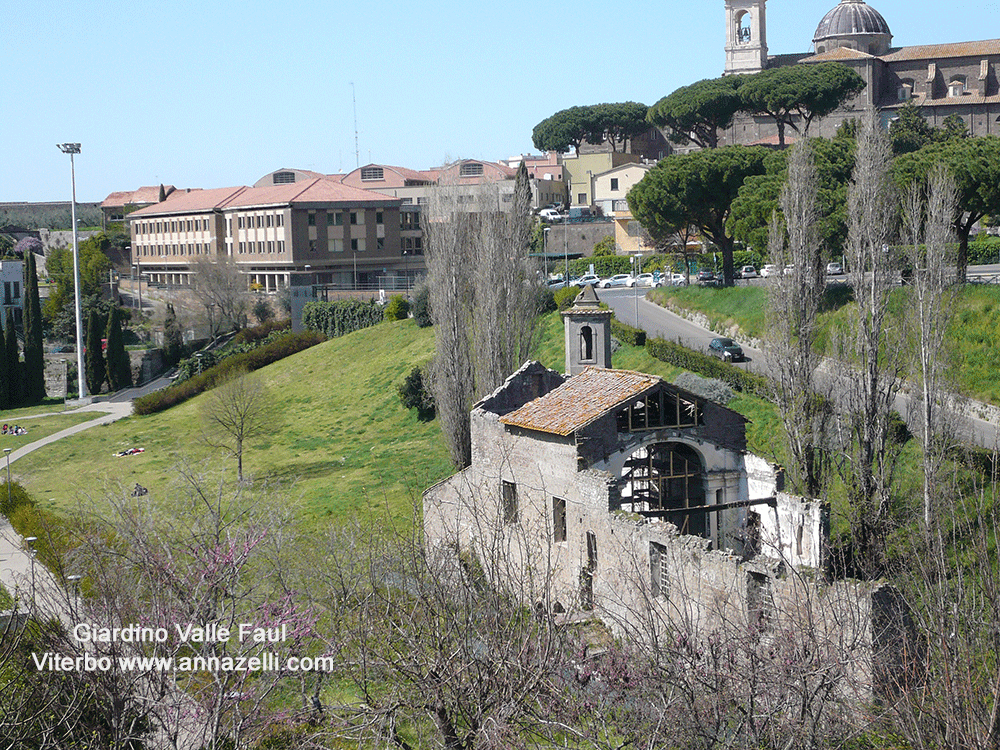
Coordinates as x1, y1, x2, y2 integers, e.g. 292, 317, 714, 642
616, 388, 702, 432
501, 480, 518, 524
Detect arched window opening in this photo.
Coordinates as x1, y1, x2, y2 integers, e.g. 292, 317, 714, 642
620, 442, 707, 538
580, 325, 594, 362
736, 11, 752, 44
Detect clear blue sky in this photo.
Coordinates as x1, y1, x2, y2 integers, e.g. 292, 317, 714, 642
3, 0, 996, 203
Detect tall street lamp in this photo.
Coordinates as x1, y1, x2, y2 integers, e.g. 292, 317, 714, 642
57, 143, 86, 400
543, 227, 550, 279
4, 447, 11, 508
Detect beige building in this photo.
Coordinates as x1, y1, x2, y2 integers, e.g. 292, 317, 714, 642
129, 178, 421, 291
100, 185, 176, 230
591, 163, 654, 254
561, 151, 642, 209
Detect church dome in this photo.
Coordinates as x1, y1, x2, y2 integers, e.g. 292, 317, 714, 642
813, 0, 891, 54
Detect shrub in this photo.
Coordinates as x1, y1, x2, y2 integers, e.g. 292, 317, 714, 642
593, 235, 616, 256
611, 318, 646, 347
536, 288, 557, 314
645, 337, 772, 400
673, 372, 735, 405
385, 295, 411, 322
398, 366, 435, 420
302, 299, 384, 338
253, 297, 275, 324
134, 330, 325, 415
412, 284, 432, 327
231, 319, 290, 347
554, 286, 580, 311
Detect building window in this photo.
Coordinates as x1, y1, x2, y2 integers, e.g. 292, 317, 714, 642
746, 572, 774, 629
360, 166, 384, 181
327, 212, 337, 226
256, 215, 262, 228
309, 240, 317, 252
329, 238, 343, 253
376, 237, 384, 251
580, 325, 594, 362
350, 212, 360, 225
578, 193, 587, 205
949, 76, 967, 97
308, 211, 316, 226
273, 171, 295, 184
649, 542, 668, 598
266, 214, 273, 227
376, 211, 383, 225
501, 480, 518, 523
277, 240, 285, 253
351, 238, 366, 252
334, 212, 344, 226
610, 178, 619, 191
460, 162, 484, 177
276, 214, 284, 227
553, 497, 567, 543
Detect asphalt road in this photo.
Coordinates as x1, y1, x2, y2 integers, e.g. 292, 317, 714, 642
598, 286, 1000, 450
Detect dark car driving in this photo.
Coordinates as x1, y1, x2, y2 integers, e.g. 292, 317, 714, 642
709, 337, 745, 362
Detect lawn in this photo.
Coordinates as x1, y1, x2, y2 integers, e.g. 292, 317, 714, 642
12, 320, 454, 528
0, 412, 97, 453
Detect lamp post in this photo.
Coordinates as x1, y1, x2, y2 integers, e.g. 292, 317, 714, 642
57, 143, 86, 400
633, 253, 642, 326
401, 249, 410, 291
4, 448, 10, 508
24, 537, 36, 612
66, 574, 82, 619
543, 227, 550, 279
195, 352, 204, 375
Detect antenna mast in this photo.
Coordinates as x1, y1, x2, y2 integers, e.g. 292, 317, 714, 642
351, 82, 360, 168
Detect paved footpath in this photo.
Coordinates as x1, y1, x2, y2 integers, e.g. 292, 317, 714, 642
0, 399, 133, 608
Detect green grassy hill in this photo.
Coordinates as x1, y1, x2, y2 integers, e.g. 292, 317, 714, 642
13, 320, 453, 527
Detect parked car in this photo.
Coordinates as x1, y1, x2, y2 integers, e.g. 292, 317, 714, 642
739, 265, 758, 278
760, 264, 778, 277
635, 273, 662, 287
538, 208, 562, 223
572, 274, 601, 287
783, 264, 795, 276
826, 262, 844, 275
546, 278, 566, 290
670, 272, 688, 286
696, 269, 716, 282
601, 273, 635, 288
709, 337, 745, 362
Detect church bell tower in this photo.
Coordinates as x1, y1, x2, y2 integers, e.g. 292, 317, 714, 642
725, 0, 768, 74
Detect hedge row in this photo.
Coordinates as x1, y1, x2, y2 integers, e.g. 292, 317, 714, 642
302, 299, 383, 338
611, 318, 646, 347
134, 330, 326, 415
645, 337, 772, 400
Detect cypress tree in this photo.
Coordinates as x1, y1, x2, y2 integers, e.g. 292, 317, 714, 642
163, 303, 184, 366
4, 308, 19, 406
22, 253, 46, 403
105, 306, 132, 391
85, 309, 106, 395
0, 314, 9, 409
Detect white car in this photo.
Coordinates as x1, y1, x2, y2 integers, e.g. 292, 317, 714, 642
538, 208, 562, 223
739, 265, 758, 278
760, 264, 778, 278
635, 273, 662, 287
670, 273, 688, 286
826, 262, 844, 275
601, 274, 635, 288
572, 274, 601, 287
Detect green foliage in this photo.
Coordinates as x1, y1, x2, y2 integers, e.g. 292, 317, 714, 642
398, 365, 435, 420
105, 306, 132, 391
231, 318, 290, 347
628, 146, 771, 284
163, 302, 185, 367
553, 285, 579, 311
84, 309, 106, 394
673, 371, 735, 405
645, 336, 772, 399
593, 235, 616, 256
411, 284, 432, 327
0, 481, 70, 572
737, 62, 866, 146
611, 317, 646, 347
568, 254, 632, 278
385, 295, 411, 322
302, 299, 384, 338
133, 330, 325, 415
42, 233, 114, 329
252, 296, 274, 324
22, 253, 45, 403
647, 76, 743, 149
4, 308, 19, 407
891, 102, 968, 155
532, 102, 649, 154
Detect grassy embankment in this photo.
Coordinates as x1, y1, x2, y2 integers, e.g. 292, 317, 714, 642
5, 312, 787, 531
650, 283, 1000, 406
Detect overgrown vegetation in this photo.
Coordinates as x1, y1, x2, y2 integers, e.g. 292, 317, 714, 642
302, 298, 383, 337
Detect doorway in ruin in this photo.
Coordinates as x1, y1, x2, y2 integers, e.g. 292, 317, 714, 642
620, 442, 707, 538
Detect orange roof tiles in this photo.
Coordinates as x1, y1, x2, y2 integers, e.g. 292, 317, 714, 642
805, 47, 875, 61
500, 368, 660, 437
226, 178, 398, 208
101, 185, 176, 208
128, 186, 246, 216
883, 40, 1000, 62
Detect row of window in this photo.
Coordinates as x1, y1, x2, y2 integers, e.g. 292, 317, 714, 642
307, 210, 381, 227
237, 213, 285, 229
137, 243, 212, 257
237, 240, 286, 254
134, 218, 211, 235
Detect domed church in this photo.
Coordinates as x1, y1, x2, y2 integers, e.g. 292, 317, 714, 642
723, 0, 1000, 144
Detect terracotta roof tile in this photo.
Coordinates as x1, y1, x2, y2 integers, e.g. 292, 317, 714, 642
804, 46, 875, 61
128, 186, 245, 216
499, 368, 660, 436
226, 178, 399, 208
882, 40, 1000, 62
101, 185, 176, 208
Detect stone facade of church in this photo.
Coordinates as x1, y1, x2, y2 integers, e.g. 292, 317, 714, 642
722, 0, 1000, 144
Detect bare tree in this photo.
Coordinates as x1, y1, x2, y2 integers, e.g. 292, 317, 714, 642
426, 165, 541, 468
901, 164, 960, 535
836, 108, 906, 575
191, 254, 251, 335
200, 369, 276, 482
766, 139, 831, 497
